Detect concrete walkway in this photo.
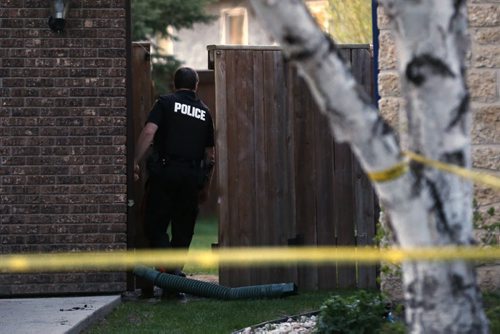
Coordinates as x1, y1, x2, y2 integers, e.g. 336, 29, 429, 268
0, 295, 121, 334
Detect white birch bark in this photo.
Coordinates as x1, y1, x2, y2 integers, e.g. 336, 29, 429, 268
248, 0, 488, 332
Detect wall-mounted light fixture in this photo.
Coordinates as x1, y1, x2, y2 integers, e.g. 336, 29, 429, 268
48, 0, 72, 33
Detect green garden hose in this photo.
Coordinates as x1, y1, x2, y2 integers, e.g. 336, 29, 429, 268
133, 266, 297, 300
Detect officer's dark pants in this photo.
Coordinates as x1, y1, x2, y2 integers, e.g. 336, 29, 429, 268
145, 161, 200, 266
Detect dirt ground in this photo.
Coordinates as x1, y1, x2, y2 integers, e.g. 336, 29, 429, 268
189, 274, 219, 284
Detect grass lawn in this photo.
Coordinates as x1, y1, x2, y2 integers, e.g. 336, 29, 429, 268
85, 218, 500, 333
86, 290, 500, 334
182, 217, 218, 275
86, 290, 334, 334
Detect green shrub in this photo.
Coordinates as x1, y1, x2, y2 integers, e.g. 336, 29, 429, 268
484, 292, 500, 333
315, 290, 388, 334
379, 321, 406, 334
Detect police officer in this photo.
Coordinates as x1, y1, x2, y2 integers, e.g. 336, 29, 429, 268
134, 67, 215, 276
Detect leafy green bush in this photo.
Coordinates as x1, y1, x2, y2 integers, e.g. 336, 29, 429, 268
379, 321, 406, 334
315, 290, 389, 334
484, 292, 500, 333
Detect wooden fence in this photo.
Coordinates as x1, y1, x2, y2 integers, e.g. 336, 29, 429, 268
209, 45, 378, 290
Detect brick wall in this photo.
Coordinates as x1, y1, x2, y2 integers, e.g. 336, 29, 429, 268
0, 0, 128, 295
378, 1, 499, 292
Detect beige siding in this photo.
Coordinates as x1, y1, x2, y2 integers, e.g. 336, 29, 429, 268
172, 0, 275, 69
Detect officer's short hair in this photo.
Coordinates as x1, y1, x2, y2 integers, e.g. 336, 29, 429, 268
174, 67, 199, 90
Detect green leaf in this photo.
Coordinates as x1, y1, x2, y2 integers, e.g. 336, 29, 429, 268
132, 0, 216, 41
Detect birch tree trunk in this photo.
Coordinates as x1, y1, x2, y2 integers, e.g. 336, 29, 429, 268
248, 0, 489, 332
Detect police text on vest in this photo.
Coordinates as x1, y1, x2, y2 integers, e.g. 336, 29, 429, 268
174, 102, 206, 121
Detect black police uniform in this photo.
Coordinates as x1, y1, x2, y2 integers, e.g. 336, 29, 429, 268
144, 90, 214, 252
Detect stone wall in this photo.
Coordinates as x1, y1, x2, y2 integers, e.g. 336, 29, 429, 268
378, 1, 500, 294
0, 0, 128, 295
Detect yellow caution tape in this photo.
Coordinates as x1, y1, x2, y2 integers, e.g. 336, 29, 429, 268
1, 246, 499, 273
367, 159, 409, 183
404, 151, 500, 189
366, 151, 500, 188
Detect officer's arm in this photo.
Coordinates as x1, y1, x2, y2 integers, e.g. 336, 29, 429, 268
133, 122, 158, 180
198, 146, 216, 203
204, 146, 215, 187
205, 146, 215, 164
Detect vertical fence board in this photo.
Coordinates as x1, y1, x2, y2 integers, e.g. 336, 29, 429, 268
272, 51, 294, 283
263, 51, 286, 283
334, 49, 357, 289
252, 50, 268, 285
263, 50, 278, 245
235, 50, 255, 243
351, 48, 378, 288
291, 68, 319, 290
225, 49, 238, 256
284, 60, 299, 286
316, 110, 338, 290
226, 50, 248, 287
334, 142, 357, 289
213, 49, 233, 287
351, 49, 373, 97
352, 156, 377, 288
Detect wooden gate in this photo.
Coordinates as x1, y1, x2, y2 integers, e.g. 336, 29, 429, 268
209, 45, 378, 290
128, 42, 154, 292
